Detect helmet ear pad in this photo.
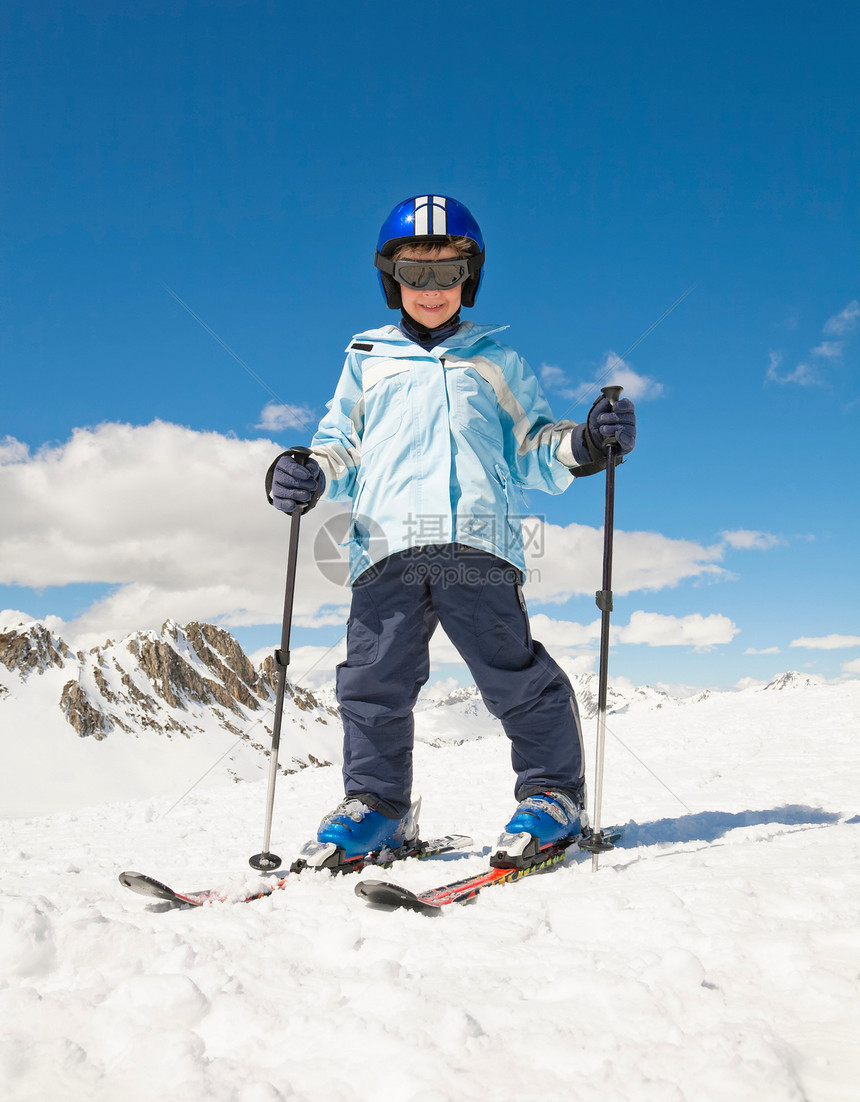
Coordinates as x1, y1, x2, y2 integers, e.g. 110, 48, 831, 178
460, 262, 483, 308
377, 267, 402, 310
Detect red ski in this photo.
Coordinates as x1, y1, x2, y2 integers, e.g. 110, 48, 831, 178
354, 838, 575, 912
354, 828, 624, 912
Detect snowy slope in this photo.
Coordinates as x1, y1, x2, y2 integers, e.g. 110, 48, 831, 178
1, 676, 858, 1102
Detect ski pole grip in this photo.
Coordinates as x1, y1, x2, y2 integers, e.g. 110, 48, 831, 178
285, 446, 318, 515
600, 385, 624, 449
601, 384, 624, 407
288, 445, 312, 466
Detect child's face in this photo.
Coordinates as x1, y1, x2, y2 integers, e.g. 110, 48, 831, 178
398, 245, 463, 329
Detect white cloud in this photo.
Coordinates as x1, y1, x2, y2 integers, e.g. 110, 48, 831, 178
422, 676, 468, 699
0, 437, 30, 464
528, 613, 601, 647
1, 608, 41, 632
811, 341, 843, 360
842, 657, 860, 675
790, 634, 860, 650
592, 354, 665, 402
822, 300, 860, 337
614, 610, 739, 650
556, 653, 599, 680
734, 676, 768, 691
765, 350, 782, 380
523, 519, 727, 603
765, 351, 820, 387
743, 646, 781, 655
720, 529, 782, 551
540, 352, 664, 414
767, 300, 860, 386
293, 607, 351, 629
255, 403, 318, 434
540, 364, 568, 388
524, 610, 739, 652
0, 422, 354, 646
428, 627, 470, 667
288, 641, 347, 688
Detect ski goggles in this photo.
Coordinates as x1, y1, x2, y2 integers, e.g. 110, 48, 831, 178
389, 257, 473, 291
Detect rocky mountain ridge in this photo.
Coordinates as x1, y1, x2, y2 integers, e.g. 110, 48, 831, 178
0, 617, 835, 747
427, 668, 827, 724
0, 618, 337, 769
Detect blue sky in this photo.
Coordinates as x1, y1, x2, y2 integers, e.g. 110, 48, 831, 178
2, 0, 859, 693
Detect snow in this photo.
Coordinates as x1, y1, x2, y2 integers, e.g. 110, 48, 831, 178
1, 678, 859, 1101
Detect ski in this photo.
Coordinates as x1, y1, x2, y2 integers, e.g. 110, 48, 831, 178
354, 829, 624, 913
119, 833, 472, 908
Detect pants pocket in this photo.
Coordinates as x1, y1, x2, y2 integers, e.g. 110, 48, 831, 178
343, 582, 381, 667
475, 578, 533, 670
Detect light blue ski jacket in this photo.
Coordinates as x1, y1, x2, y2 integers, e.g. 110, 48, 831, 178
310, 321, 581, 582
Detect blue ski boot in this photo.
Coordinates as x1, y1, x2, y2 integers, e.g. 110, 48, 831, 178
490, 790, 585, 869
292, 797, 421, 870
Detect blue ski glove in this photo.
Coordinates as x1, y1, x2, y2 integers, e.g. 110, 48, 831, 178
588, 394, 637, 455
568, 395, 637, 476
265, 450, 326, 514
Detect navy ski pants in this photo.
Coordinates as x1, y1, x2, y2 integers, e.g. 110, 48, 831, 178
335, 545, 586, 818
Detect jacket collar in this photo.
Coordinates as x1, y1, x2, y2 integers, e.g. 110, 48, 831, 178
346, 320, 509, 355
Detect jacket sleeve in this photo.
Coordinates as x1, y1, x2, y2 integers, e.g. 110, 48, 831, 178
309, 352, 364, 502
499, 347, 578, 494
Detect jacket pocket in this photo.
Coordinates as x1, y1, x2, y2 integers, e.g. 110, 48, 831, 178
491, 463, 524, 561
362, 361, 410, 453
450, 365, 503, 446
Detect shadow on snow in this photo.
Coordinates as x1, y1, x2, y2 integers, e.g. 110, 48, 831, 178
611, 804, 845, 849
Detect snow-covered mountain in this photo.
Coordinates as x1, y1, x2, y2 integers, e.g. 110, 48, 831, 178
419, 667, 823, 730
0, 618, 339, 816
413, 676, 677, 746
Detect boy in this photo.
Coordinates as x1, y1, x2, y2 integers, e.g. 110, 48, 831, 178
268, 195, 636, 868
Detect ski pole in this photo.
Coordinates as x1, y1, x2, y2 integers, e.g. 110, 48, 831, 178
249, 446, 312, 872
580, 385, 624, 871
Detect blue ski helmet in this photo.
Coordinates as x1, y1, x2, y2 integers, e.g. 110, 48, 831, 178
374, 195, 485, 309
